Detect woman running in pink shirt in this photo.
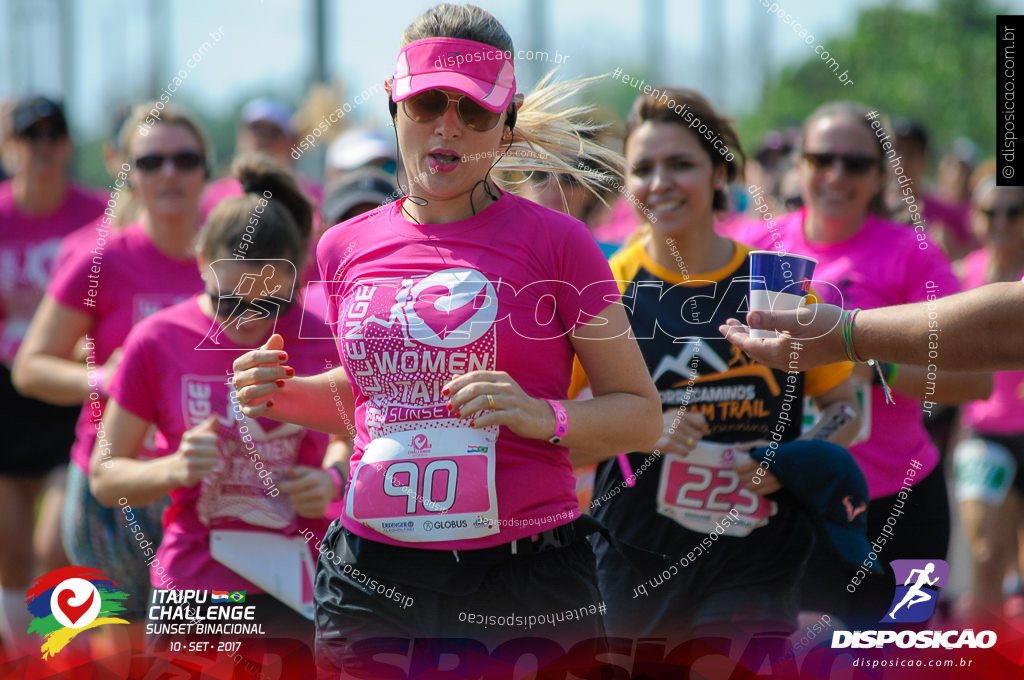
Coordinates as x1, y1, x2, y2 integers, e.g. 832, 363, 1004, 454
0, 96, 105, 654
90, 156, 339, 647
232, 4, 661, 672
952, 179, 1024, 622
14, 103, 209, 617
733, 101, 991, 627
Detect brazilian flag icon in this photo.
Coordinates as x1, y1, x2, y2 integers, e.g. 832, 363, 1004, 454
229, 591, 246, 603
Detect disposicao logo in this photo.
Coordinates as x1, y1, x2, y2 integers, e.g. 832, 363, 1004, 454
26, 566, 130, 659
883, 559, 947, 623
832, 559, 997, 650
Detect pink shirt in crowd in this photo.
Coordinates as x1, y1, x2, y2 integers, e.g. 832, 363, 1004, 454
734, 209, 961, 498
960, 249, 1024, 435
47, 222, 204, 470
109, 297, 335, 590
0, 181, 106, 365
317, 192, 620, 549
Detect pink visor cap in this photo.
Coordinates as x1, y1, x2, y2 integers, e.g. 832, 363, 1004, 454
392, 38, 516, 113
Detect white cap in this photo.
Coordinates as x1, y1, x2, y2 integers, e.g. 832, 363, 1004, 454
326, 128, 396, 171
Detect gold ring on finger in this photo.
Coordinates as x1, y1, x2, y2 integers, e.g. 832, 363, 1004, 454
687, 437, 694, 447
486, 394, 495, 409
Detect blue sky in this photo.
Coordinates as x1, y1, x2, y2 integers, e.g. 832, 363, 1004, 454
0, 0, 1004, 136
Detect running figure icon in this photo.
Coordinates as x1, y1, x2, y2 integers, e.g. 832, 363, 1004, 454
888, 562, 939, 619
209, 263, 284, 345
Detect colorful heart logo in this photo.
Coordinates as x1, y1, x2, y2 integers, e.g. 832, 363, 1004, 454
56, 588, 95, 626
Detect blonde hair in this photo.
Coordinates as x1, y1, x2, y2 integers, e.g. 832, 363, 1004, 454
400, 4, 624, 199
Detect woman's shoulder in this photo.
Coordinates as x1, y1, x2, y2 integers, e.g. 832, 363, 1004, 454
505, 192, 587, 232
134, 297, 202, 337
317, 204, 393, 255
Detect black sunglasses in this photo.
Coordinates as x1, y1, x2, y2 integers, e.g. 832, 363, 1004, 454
402, 89, 502, 131
133, 151, 205, 173
803, 151, 880, 175
981, 206, 1024, 220
784, 195, 804, 211
18, 125, 66, 143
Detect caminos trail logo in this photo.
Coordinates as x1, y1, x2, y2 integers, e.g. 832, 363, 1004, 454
26, 566, 130, 658
883, 559, 948, 623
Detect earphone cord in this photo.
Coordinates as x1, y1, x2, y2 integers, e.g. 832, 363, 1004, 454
390, 112, 515, 223
390, 123, 429, 224
469, 133, 514, 217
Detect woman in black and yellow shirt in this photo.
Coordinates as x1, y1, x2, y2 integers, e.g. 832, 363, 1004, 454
571, 89, 867, 647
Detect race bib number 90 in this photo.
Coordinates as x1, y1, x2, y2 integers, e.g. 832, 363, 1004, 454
347, 423, 500, 542
656, 443, 777, 537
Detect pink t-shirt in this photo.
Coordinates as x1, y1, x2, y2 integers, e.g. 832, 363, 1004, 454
591, 198, 642, 245
109, 297, 335, 590
735, 209, 961, 498
0, 181, 106, 365
47, 222, 204, 470
960, 249, 1024, 434
317, 192, 620, 549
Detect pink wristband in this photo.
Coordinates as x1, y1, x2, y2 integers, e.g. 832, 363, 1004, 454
93, 366, 108, 399
545, 399, 568, 445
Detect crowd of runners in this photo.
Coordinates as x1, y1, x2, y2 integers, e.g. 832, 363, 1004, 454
0, 2, 1020, 675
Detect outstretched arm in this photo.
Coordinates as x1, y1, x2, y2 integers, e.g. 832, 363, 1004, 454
719, 281, 1024, 372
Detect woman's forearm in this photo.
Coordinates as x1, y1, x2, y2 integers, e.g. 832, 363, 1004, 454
801, 400, 861, 448
90, 455, 179, 508
259, 369, 358, 436
855, 282, 1024, 370
13, 354, 91, 405
889, 365, 993, 404
563, 391, 662, 465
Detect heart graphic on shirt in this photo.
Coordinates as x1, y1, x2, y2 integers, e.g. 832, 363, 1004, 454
412, 285, 490, 340
404, 269, 498, 348
56, 588, 95, 626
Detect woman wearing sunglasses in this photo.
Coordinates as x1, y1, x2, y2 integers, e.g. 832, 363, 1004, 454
13, 103, 209, 618
952, 179, 1024, 623
734, 101, 992, 626
0, 96, 106, 654
231, 4, 660, 670
569, 89, 865, 651
88, 155, 339, 651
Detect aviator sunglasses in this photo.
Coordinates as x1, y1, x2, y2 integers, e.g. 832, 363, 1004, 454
803, 151, 880, 176
402, 89, 503, 131
133, 151, 205, 173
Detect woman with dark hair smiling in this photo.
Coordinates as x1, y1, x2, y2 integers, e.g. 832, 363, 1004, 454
569, 88, 865, 650
231, 3, 661, 671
